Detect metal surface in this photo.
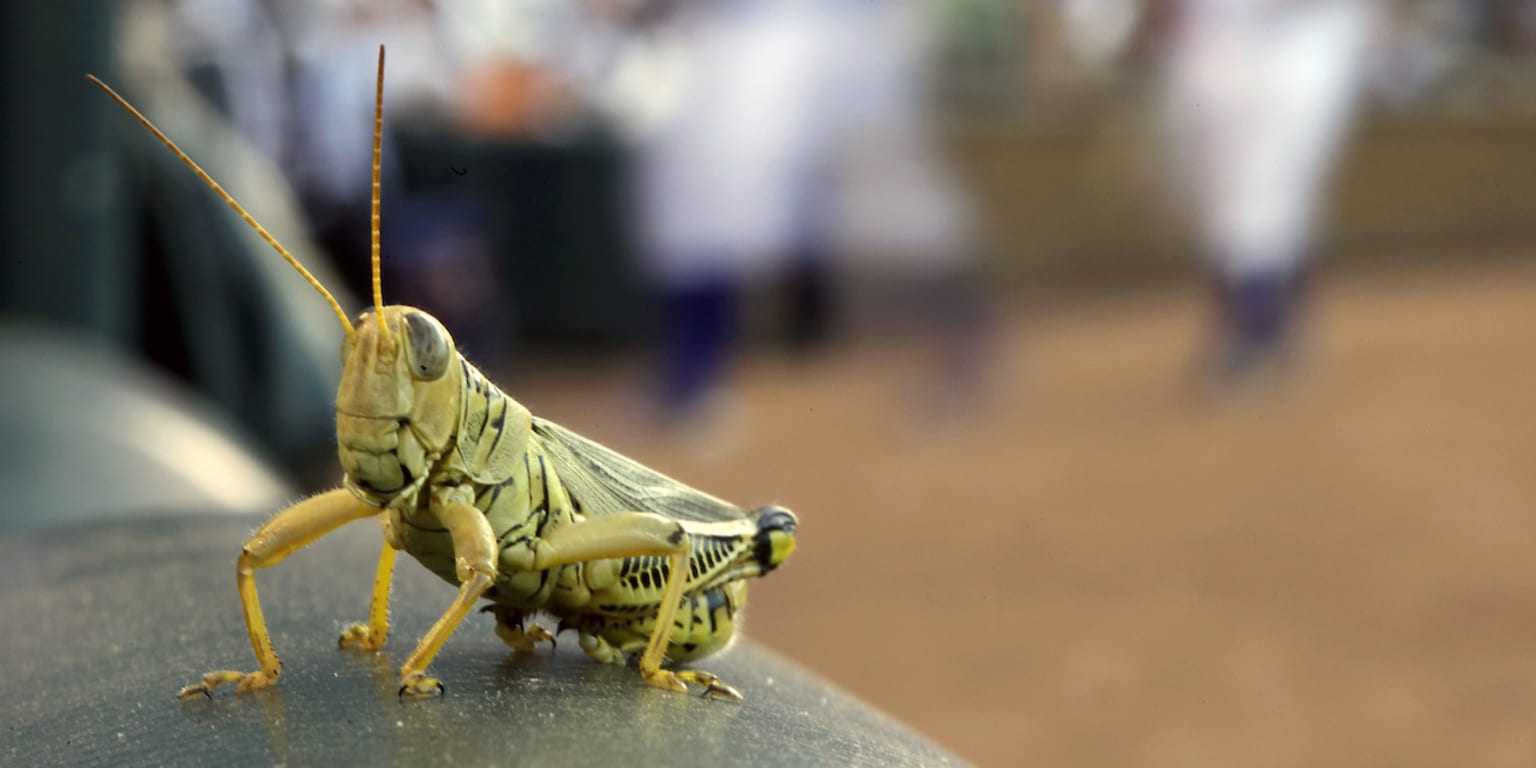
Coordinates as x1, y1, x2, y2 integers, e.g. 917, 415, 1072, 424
1, 514, 964, 767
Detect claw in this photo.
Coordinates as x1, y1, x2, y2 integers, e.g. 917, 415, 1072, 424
176, 669, 275, 701
524, 624, 558, 655
338, 623, 384, 651
398, 672, 445, 700
672, 670, 743, 702
643, 669, 690, 694
700, 681, 744, 702
176, 684, 214, 702
494, 620, 558, 655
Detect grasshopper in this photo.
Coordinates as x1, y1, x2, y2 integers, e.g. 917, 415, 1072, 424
87, 46, 796, 702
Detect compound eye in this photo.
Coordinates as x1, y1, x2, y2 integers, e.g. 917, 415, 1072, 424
403, 311, 451, 380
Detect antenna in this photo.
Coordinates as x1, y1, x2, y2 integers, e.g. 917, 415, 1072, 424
371, 45, 387, 334
86, 74, 356, 337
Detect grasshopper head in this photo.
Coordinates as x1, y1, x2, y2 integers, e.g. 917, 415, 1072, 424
335, 305, 463, 501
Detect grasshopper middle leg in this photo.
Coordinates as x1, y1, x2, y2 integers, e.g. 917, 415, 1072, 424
337, 537, 398, 651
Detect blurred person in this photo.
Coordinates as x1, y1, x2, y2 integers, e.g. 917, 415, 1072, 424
824, 1, 993, 419
616, 0, 842, 425
1158, 0, 1378, 392
434, 0, 597, 137
581, 0, 989, 426
1060, 0, 1143, 71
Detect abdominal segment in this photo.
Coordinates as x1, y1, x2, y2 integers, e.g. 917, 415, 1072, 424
558, 581, 747, 662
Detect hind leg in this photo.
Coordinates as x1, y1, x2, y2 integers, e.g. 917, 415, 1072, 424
530, 511, 727, 697
585, 583, 747, 699
661, 583, 746, 699
668, 582, 746, 662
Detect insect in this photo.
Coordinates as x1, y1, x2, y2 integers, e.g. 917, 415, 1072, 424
87, 45, 797, 702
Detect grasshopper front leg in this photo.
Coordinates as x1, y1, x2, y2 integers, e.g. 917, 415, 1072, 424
178, 489, 379, 700
532, 512, 742, 701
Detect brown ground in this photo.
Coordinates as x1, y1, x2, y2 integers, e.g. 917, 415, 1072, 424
512, 260, 1536, 767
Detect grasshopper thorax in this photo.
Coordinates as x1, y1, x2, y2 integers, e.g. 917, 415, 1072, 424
336, 305, 463, 502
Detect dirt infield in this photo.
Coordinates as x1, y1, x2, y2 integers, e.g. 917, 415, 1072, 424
517, 260, 1536, 767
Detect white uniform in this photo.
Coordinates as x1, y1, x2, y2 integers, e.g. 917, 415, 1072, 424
630, 0, 971, 284
1162, 0, 1376, 277
631, 0, 837, 282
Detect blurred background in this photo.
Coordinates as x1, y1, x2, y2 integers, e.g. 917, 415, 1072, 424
4, 0, 1536, 764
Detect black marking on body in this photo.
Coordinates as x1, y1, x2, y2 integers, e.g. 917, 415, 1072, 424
483, 392, 511, 462
752, 517, 783, 574
479, 474, 518, 516
478, 484, 502, 513
536, 454, 553, 516
705, 587, 734, 636
524, 452, 536, 513
706, 586, 731, 616
688, 536, 736, 582
598, 604, 651, 615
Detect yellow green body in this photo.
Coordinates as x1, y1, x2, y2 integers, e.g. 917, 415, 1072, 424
220, 304, 799, 701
